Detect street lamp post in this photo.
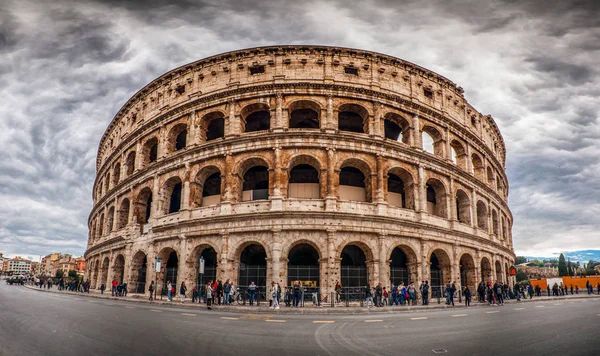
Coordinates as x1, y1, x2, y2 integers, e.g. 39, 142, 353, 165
199, 256, 205, 303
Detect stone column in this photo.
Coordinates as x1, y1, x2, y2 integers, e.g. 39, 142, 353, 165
487, 198, 493, 235
157, 125, 166, 159
178, 235, 188, 289
326, 230, 337, 295
218, 231, 230, 283
151, 175, 160, 219
413, 115, 421, 149
445, 126, 452, 162
420, 239, 429, 282
271, 230, 283, 284
225, 99, 237, 138
466, 143, 473, 174
326, 94, 334, 131
273, 92, 283, 132
378, 234, 388, 286
271, 147, 283, 211
182, 163, 190, 210
417, 165, 426, 213
134, 140, 142, 171
471, 189, 477, 228
325, 148, 336, 211
452, 245, 460, 291
449, 178, 456, 221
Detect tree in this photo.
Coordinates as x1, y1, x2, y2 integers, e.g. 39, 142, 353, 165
515, 256, 528, 265
68, 270, 78, 279
558, 253, 568, 277
55, 269, 64, 279
516, 271, 528, 282
568, 259, 573, 276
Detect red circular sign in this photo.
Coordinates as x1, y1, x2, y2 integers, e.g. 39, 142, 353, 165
509, 266, 517, 275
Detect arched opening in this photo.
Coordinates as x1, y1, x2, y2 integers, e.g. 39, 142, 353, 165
92, 262, 100, 289
487, 166, 495, 187
502, 216, 508, 241
460, 254, 476, 292
164, 251, 179, 295
100, 257, 110, 289
430, 250, 451, 298
384, 113, 411, 144
287, 244, 320, 299
450, 140, 467, 169
339, 167, 367, 202
495, 261, 503, 283
202, 172, 221, 206
112, 163, 121, 187
290, 109, 319, 129
163, 177, 183, 214
481, 257, 492, 283
201, 112, 226, 142
238, 244, 267, 297
135, 188, 153, 224
456, 189, 471, 224
505, 262, 510, 284
387, 174, 406, 208
338, 104, 368, 133
175, 129, 187, 151
112, 255, 125, 284
421, 126, 444, 157
243, 104, 270, 133
492, 209, 499, 235
471, 154, 484, 180
426, 179, 447, 218
105, 173, 111, 192
197, 247, 218, 289
130, 252, 147, 294
476, 201, 488, 230
117, 198, 129, 229
98, 213, 104, 237
288, 164, 320, 199
106, 206, 115, 233
143, 137, 159, 165
389, 247, 410, 287
340, 245, 367, 289
242, 166, 269, 201
125, 151, 136, 176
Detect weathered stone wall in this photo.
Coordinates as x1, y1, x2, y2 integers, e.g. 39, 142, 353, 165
85, 46, 514, 296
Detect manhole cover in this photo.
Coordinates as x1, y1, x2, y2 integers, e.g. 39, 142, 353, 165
432, 349, 448, 354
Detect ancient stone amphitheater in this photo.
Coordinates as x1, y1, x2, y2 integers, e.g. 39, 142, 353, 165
85, 45, 514, 299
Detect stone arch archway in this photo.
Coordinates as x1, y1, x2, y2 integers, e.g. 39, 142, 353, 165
287, 243, 321, 299
111, 254, 125, 284
130, 251, 148, 294
237, 242, 268, 299
429, 248, 452, 298
481, 257, 492, 283
459, 253, 476, 292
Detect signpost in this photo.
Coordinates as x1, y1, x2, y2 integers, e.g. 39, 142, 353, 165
199, 256, 205, 302
154, 258, 161, 301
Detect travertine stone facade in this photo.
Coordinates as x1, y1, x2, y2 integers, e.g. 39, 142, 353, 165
85, 46, 514, 297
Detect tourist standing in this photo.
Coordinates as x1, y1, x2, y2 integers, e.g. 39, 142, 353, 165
206, 281, 213, 309
270, 281, 280, 309
293, 281, 301, 308
422, 280, 430, 305
335, 281, 342, 303
365, 284, 374, 308
148, 281, 154, 301
407, 281, 417, 305
167, 281, 172, 302
248, 281, 257, 306
463, 286, 471, 307
179, 282, 187, 303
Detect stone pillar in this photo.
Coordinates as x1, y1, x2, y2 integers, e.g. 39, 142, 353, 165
417, 165, 426, 213
466, 143, 473, 174
271, 230, 283, 285
127, 188, 135, 226
192, 110, 201, 145
420, 239, 429, 282
178, 236, 188, 290
218, 231, 230, 283
157, 125, 166, 159
326, 230, 337, 295
376, 155, 385, 203
445, 126, 452, 162
326, 94, 334, 131
451, 245, 460, 291
378, 234, 388, 286
271, 147, 283, 211
487, 198, 493, 235
325, 148, 336, 211
122, 243, 133, 288
134, 140, 142, 171
471, 189, 477, 228
225, 99, 237, 138
151, 175, 160, 219
413, 115, 421, 149
182, 163, 190, 210
449, 178, 456, 221
373, 101, 383, 138
273, 92, 283, 132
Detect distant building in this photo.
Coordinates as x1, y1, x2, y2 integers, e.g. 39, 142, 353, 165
30, 262, 41, 275
75, 257, 86, 275
517, 263, 558, 279
7, 257, 32, 275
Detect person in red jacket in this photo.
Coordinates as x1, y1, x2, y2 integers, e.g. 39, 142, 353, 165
111, 278, 118, 297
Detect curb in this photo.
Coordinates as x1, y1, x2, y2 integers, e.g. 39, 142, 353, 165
21, 285, 600, 315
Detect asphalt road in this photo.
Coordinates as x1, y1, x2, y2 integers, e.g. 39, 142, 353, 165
1, 283, 599, 356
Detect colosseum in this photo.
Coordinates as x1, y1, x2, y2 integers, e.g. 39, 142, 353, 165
84, 45, 514, 300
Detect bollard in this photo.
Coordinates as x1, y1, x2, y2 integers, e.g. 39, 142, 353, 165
257, 290, 260, 307
345, 291, 349, 307
330, 292, 335, 307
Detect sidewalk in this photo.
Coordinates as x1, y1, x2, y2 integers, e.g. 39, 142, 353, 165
23, 285, 600, 315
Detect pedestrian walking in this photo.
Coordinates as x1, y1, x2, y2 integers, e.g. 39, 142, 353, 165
445, 282, 455, 306
100, 283, 106, 294
148, 281, 154, 301
335, 281, 342, 304
407, 281, 417, 305
111, 278, 117, 296
422, 280, 430, 305
463, 286, 471, 307
293, 280, 301, 308
270, 281, 280, 309
365, 284, 374, 308
180, 282, 187, 303
167, 281, 173, 302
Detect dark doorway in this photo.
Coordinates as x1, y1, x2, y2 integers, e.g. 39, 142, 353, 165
175, 130, 187, 150
430, 253, 443, 298
197, 247, 217, 290
245, 111, 270, 132
242, 166, 269, 200
338, 111, 364, 133
384, 119, 402, 141
136, 256, 147, 294
169, 183, 182, 213
164, 251, 178, 296
290, 109, 319, 129
390, 247, 410, 287
287, 244, 320, 301
206, 118, 224, 141
238, 244, 267, 300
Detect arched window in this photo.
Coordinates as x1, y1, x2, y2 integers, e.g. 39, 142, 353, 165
143, 137, 159, 165
339, 167, 367, 202
288, 164, 319, 199
163, 177, 183, 214
167, 123, 187, 153
136, 188, 153, 224
338, 104, 368, 133
425, 179, 447, 218
289, 101, 320, 129
421, 126, 443, 156
384, 113, 411, 144
487, 166, 495, 187
175, 130, 187, 151
105, 173, 111, 192
450, 140, 467, 169
206, 117, 224, 141
455, 189, 471, 224
117, 198, 130, 229
387, 168, 415, 210
471, 154, 484, 180
112, 163, 121, 187
476, 201, 488, 230
98, 213, 104, 237
242, 103, 270, 133
106, 206, 114, 233
125, 151, 136, 176
492, 209, 499, 235
387, 174, 405, 208
242, 166, 269, 201
202, 172, 221, 206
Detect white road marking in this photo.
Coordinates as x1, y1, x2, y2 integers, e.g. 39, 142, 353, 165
313, 320, 335, 323
365, 319, 383, 323
452, 314, 467, 317
150, 309, 162, 313
514, 308, 525, 310
181, 313, 196, 316
410, 317, 428, 320
266, 319, 286, 323
221, 317, 239, 320
125, 306, 135, 309
486, 311, 500, 314
535, 305, 545, 308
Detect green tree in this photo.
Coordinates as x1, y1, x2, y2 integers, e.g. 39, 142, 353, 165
567, 259, 573, 276
515, 256, 527, 265
55, 269, 64, 279
558, 253, 568, 276
516, 270, 528, 282
68, 270, 78, 279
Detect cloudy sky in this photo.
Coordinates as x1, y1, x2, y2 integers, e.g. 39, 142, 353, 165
0, 0, 599, 260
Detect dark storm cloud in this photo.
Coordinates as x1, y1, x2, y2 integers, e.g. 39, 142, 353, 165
0, 0, 598, 259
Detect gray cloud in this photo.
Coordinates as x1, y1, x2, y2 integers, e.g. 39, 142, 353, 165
0, 0, 599, 258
